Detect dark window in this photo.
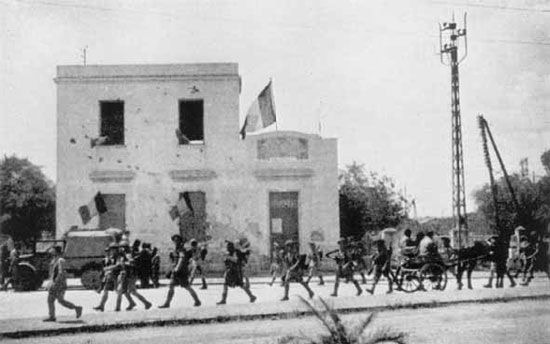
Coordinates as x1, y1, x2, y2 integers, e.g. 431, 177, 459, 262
99, 194, 126, 230
178, 191, 207, 240
100, 101, 124, 145
179, 100, 204, 144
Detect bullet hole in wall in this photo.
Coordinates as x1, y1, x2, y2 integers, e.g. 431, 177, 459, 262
70, 138, 77, 144
117, 160, 122, 163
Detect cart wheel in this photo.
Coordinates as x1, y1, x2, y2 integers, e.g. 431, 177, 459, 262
419, 263, 447, 291
397, 269, 421, 293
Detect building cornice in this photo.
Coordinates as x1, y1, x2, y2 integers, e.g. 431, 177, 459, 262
169, 169, 217, 182
254, 168, 314, 180
89, 170, 136, 183
55, 74, 240, 84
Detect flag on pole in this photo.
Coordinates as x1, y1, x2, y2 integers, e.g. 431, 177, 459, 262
78, 192, 108, 225
240, 80, 276, 139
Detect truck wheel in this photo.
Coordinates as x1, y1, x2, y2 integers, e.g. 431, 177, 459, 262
14, 264, 39, 292
81, 267, 102, 290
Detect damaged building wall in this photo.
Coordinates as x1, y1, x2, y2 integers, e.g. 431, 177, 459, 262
56, 63, 339, 273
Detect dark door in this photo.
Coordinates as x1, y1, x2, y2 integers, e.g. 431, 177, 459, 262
269, 192, 299, 256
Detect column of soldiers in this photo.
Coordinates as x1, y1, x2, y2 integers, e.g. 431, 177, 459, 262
1, 228, 545, 322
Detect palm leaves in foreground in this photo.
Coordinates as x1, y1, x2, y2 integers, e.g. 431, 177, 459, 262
278, 297, 407, 344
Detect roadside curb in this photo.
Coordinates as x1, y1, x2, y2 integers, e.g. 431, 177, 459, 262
2, 291, 549, 339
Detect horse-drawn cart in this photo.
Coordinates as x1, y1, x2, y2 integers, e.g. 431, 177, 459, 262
392, 256, 448, 293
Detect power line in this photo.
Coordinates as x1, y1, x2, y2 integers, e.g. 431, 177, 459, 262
11, 0, 550, 48
431, 0, 550, 13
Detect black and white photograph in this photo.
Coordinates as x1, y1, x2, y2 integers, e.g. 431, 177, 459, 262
1, 0, 549, 343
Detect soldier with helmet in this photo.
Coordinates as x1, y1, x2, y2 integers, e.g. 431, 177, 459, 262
158, 234, 201, 308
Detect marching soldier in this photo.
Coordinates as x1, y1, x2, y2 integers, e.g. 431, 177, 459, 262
269, 242, 285, 287
43, 246, 82, 322
305, 242, 324, 285
94, 243, 124, 312
326, 238, 362, 297
217, 240, 257, 305
159, 235, 201, 308
189, 239, 208, 290
280, 240, 314, 301
2, 243, 20, 291
366, 239, 393, 294
116, 241, 152, 311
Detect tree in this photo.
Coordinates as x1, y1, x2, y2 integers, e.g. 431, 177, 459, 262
0, 155, 55, 241
473, 172, 548, 238
339, 162, 406, 238
541, 149, 550, 176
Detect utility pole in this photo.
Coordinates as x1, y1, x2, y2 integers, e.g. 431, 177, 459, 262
81, 46, 88, 66
440, 14, 468, 249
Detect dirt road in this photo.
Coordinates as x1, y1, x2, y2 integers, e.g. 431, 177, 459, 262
4, 298, 549, 344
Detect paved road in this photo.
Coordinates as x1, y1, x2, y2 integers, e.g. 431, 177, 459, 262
1, 273, 548, 320
3, 298, 549, 344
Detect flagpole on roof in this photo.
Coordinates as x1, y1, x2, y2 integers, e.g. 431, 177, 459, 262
270, 77, 278, 131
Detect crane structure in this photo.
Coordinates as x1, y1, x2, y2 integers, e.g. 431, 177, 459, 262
440, 14, 469, 249
478, 114, 521, 238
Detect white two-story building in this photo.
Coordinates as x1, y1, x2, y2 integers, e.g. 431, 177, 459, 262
55, 63, 339, 271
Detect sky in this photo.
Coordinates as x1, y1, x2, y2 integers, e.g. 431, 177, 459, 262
1, 0, 549, 217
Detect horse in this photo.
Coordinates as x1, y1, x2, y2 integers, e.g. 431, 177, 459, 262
453, 241, 491, 290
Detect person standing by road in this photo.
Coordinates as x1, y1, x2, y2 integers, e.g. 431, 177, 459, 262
158, 235, 201, 308
520, 231, 539, 286
0, 245, 9, 290
151, 247, 160, 288
44, 246, 82, 322
134, 242, 152, 289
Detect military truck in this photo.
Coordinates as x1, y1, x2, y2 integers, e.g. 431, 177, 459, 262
13, 229, 116, 291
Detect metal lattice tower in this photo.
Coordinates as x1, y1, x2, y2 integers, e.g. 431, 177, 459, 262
440, 14, 468, 249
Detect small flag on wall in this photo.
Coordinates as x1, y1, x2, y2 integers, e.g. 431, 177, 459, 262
240, 80, 277, 139
78, 192, 108, 225
169, 192, 195, 221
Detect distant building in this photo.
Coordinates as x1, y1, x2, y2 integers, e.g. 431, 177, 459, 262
55, 63, 339, 271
